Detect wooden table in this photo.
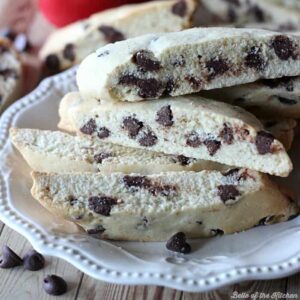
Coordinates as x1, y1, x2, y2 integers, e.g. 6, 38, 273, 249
0, 222, 299, 300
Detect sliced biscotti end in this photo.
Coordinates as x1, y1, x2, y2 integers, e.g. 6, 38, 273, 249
77, 27, 300, 103
31, 170, 299, 241
59, 92, 292, 177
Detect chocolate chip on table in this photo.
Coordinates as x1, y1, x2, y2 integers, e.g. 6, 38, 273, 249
138, 130, 158, 147
171, 0, 187, 17
63, 43, 75, 62
88, 196, 118, 216
204, 139, 221, 156
211, 229, 224, 236
217, 185, 240, 203
166, 232, 191, 254
23, 250, 45, 271
219, 123, 234, 144
186, 131, 202, 148
80, 119, 97, 135
244, 46, 266, 70
98, 25, 125, 43
0, 245, 23, 268
97, 127, 110, 139
206, 57, 229, 80
255, 131, 275, 154
94, 152, 111, 164
122, 116, 144, 138
277, 96, 297, 105
156, 105, 173, 127
271, 35, 296, 60
132, 50, 160, 72
43, 275, 68, 296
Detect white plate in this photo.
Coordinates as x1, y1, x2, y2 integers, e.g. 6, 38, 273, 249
0, 68, 300, 292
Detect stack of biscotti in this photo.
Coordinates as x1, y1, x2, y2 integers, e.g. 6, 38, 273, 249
12, 27, 300, 244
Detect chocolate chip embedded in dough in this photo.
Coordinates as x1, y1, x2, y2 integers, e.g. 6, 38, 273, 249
63, 43, 75, 62
97, 127, 110, 139
138, 130, 158, 147
98, 25, 125, 43
271, 35, 297, 60
123, 175, 152, 191
171, 0, 187, 17
217, 185, 240, 203
88, 196, 118, 216
156, 105, 173, 127
219, 123, 234, 144
204, 140, 221, 156
186, 131, 202, 148
185, 75, 203, 90
244, 46, 266, 70
80, 119, 97, 135
122, 116, 144, 138
137, 78, 162, 98
45, 54, 60, 72
255, 131, 275, 154
206, 57, 229, 79
94, 152, 112, 164
132, 50, 160, 72
211, 229, 224, 236
166, 232, 191, 254
87, 225, 106, 234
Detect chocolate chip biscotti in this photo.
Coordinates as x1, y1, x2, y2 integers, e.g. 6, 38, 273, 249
201, 76, 300, 118
0, 38, 22, 112
58, 92, 292, 177
40, 0, 196, 73
77, 27, 300, 103
31, 170, 299, 241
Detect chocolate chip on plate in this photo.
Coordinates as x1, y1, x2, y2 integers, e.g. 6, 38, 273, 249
23, 249, 45, 271
166, 232, 191, 254
0, 245, 23, 268
43, 275, 68, 296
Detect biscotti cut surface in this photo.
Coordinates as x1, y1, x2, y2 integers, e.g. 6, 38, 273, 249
31, 170, 299, 241
58, 92, 292, 177
77, 27, 300, 103
40, 0, 196, 73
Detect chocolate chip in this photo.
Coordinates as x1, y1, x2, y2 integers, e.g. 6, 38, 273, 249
211, 229, 224, 236
149, 184, 177, 197
43, 275, 68, 296
249, 5, 265, 22
97, 127, 110, 139
0, 68, 18, 80
123, 175, 151, 191
204, 140, 221, 156
14, 33, 31, 52
45, 54, 60, 72
219, 123, 234, 144
63, 43, 75, 62
87, 225, 106, 234
206, 57, 229, 79
176, 155, 194, 166
244, 46, 266, 70
94, 152, 111, 164
122, 116, 144, 138
171, 0, 187, 17
217, 185, 240, 203
0, 246, 22, 268
132, 50, 160, 72
88, 196, 118, 216
271, 36, 296, 60
277, 97, 297, 105
23, 250, 45, 271
186, 131, 201, 148
80, 119, 97, 135
166, 232, 191, 254
163, 79, 176, 96
138, 130, 158, 147
223, 168, 240, 177
98, 25, 124, 43
185, 76, 203, 90
262, 77, 294, 91
156, 105, 173, 127
255, 131, 275, 154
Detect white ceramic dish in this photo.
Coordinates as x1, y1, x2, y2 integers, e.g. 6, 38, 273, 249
0, 67, 300, 292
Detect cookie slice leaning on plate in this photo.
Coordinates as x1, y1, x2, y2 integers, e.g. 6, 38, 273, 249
31, 170, 299, 241
77, 27, 300, 103
58, 92, 292, 177
40, 0, 196, 73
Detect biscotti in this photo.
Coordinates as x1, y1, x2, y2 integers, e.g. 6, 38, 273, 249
0, 38, 22, 112
31, 170, 299, 241
40, 0, 196, 73
201, 76, 300, 118
77, 27, 300, 103
58, 92, 292, 177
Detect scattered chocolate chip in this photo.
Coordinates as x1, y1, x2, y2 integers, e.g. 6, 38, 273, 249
271, 35, 296, 60
80, 119, 97, 135
204, 140, 221, 156
23, 250, 45, 271
249, 5, 265, 22
255, 131, 275, 154
206, 57, 229, 79
98, 25, 124, 43
132, 50, 160, 72
94, 152, 111, 164
186, 131, 201, 148
88, 196, 118, 216
166, 232, 191, 254
173, 55, 185, 67
14, 33, 31, 52
156, 105, 173, 127
218, 185, 240, 203
122, 116, 144, 138
63, 43, 75, 62
0, 68, 18, 80
171, 0, 187, 17
43, 275, 68, 296
45, 54, 60, 72
138, 130, 158, 147
185, 76, 203, 90
244, 46, 266, 70
0, 246, 22, 268
97, 50, 110, 57
97, 127, 110, 139
176, 155, 194, 166
277, 97, 297, 105
219, 123, 234, 144
211, 229, 224, 236
87, 225, 106, 234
